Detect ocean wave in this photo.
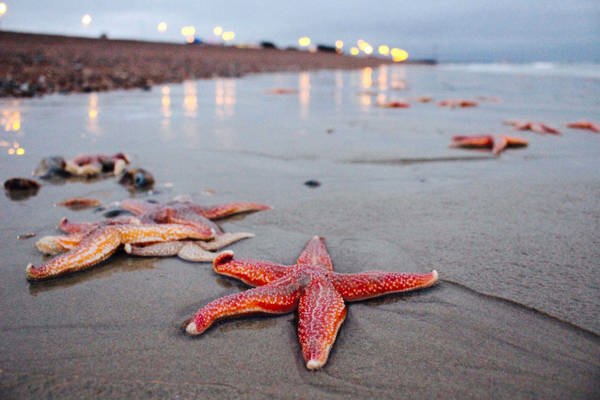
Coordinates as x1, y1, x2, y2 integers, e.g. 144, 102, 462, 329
438, 62, 600, 79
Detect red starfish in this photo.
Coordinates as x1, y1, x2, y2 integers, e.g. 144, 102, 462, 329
450, 135, 528, 155
184, 236, 438, 370
120, 198, 271, 233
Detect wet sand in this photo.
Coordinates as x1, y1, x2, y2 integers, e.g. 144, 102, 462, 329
1, 65, 599, 398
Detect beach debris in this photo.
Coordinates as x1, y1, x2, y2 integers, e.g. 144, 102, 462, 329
377, 100, 411, 108
504, 120, 560, 135
17, 232, 37, 240
326, 128, 334, 134
118, 168, 155, 191
450, 135, 528, 155
66, 152, 130, 177
269, 88, 298, 95
184, 236, 439, 370
26, 223, 214, 281
56, 197, 102, 210
304, 180, 321, 188
438, 99, 478, 108
33, 156, 69, 179
415, 96, 433, 103
34, 153, 130, 179
4, 177, 41, 199
566, 121, 600, 133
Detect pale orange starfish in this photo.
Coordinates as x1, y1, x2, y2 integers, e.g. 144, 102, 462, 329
26, 223, 213, 281
566, 121, 600, 133
450, 135, 528, 155
184, 236, 438, 370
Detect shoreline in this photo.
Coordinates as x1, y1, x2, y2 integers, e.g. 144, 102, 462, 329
0, 31, 401, 98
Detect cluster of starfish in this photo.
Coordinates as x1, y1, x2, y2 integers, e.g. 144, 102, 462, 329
27, 198, 271, 280
26, 197, 440, 370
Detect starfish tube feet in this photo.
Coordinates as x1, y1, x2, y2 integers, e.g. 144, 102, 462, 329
298, 276, 347, 370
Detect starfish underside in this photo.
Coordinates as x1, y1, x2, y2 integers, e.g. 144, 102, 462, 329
185, 236, 438, 370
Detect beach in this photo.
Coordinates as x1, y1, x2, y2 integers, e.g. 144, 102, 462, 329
0, 31, 395, 97
0, 47, 599, 399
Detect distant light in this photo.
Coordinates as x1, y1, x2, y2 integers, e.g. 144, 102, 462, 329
157, 22, 167, 33
81, 14, 92, 27
357, 39, 369, 51
161, 86, 170, 95
221, 31, 235, 42
185, 36, 195, 44
298, 36, 311, 47
335, 40, 344, 50
350, 47, 359, 56
213, 26, 223, 36
378, 45, 390, 56
363, 45, 373, 55
0, 3, 7, 17
390, 48, 409, 62
180, 25, 196, 37
16, 147, 25, 156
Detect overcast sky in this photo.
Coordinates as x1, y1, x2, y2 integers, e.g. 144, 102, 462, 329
1, 0, 599, 62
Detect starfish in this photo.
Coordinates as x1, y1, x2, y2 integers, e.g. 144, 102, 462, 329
119, 198, 271, 229
438, 99, 478, 108
37, 216, 253, 262
26, 223, 213, 281
450, 134, 528, 155
184, 236, 438, 370
566, 121, 600, 133
504, 120, 560, 135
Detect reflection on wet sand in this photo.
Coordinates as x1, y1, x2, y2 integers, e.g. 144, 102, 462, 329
334, 70, 344, 107
86, 93, 99, 135
299, 71, 310, 118
0, 104, 26, 156
360, 67, 373, 109
183, 80, 198, 118
215, 78, 236, 119
28, 255, 157, 296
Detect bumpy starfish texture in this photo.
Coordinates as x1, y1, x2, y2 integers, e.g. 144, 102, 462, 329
184, 236, 438, 370
120, 198, 271, 229
26, 223, 213, 281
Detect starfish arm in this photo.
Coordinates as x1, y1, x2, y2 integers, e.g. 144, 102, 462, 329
297, 276, 347, 370
492, 136, 508, 155
116, 223, 214, 243
185, 271, 303, 335
166, 208, 221, 237
199, 232, 255, 251
296, 236, 334, 271
123, 241, 185, 257
58, 216, 141, 234
213, 251, 290, 286
331, 270, 439, 302
196, 202, 271, 220
26, 226, 121, 281
178, 243, 220, 262
119, 199, 158, 216
36, 234, 84, 254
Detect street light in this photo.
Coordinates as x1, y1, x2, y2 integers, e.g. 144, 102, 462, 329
0, 2, 7, 29
81, 14, 92, 28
